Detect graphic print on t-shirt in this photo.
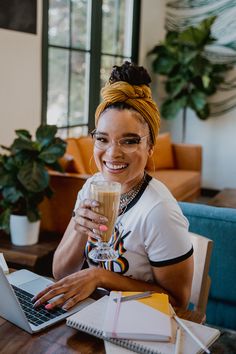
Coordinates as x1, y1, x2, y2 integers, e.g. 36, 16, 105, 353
85, 223, 130, 274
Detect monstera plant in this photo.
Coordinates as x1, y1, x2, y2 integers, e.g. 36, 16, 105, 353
149, 16, 233, 141
0, 124, 67, 235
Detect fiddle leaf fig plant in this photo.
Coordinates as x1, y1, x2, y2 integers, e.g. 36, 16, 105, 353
148, 16, 233, 141
0, 124, 67, 233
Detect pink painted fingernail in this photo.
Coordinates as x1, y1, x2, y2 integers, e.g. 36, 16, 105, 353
99, 225, 108, 232
45, 304, 53, 310
33, 300, 40, 308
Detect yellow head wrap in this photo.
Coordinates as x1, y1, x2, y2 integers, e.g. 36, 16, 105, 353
95, 81, 160, 145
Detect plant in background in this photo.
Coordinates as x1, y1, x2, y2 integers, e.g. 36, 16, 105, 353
0, 125, 67, 233
149, 16, 233, 141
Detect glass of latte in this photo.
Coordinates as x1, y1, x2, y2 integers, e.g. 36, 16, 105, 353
89, 180, 121, 262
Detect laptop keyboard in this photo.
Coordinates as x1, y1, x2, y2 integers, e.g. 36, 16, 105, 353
12, 285, 66, 326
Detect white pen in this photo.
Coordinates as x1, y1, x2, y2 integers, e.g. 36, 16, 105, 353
174, 327, 182, 354
174, 315, 211, 354
113, 290, 155, 303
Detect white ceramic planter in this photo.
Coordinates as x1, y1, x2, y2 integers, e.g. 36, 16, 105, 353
10, 215, 40, 246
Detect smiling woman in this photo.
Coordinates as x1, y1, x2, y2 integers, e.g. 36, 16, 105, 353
32, 62, 194, 313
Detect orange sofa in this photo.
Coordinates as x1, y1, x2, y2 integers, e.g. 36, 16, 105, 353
40, 133, 202, 235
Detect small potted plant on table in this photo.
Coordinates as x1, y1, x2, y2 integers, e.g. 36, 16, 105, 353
0, 124, 66, 245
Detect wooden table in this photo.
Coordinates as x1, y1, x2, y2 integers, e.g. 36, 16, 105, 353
0, 231, 60, 276
0, 308, 205, 354
207, 188, 236, 209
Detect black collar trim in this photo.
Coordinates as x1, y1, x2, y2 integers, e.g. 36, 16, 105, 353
119, 173, 152, 215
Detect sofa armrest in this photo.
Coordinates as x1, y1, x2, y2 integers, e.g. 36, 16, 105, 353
39, 172, 90, 235
172, 143, 202, 171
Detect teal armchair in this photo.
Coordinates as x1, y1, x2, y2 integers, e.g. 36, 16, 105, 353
179, 202, 236, 331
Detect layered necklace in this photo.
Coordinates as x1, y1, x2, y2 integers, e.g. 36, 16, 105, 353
119, 173, 147, 211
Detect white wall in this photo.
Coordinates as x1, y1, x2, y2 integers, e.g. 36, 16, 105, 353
139, 0, 236, 190
0, 0, 42, 147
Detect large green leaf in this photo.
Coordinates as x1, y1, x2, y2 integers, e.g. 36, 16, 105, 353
152, 56, 177, 75
17, 161, 49, 192
2, 187, 23, 203
189, 91, 207, 111
27, 208, 41, 222
179, 48, 198, 65
11, 138, 36, 152
36, 125, 57, 148
0, 169, 15, 187
165, 77, 187, 97
199, 16, 217, 36
196, 104, 210, 120
165, 31, 179, 44
179, 16, 216, 47
161, 97, 187, 119
39, 140, 66, 164
48, 160, 64, 172
15, 129, 32, 140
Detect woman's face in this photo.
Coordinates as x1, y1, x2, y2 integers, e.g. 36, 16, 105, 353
94, 109, 153, 193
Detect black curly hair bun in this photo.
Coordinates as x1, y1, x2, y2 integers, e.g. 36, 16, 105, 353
109, 61, 151, 86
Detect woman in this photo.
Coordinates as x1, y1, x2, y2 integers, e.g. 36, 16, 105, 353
33, 62, 193, 311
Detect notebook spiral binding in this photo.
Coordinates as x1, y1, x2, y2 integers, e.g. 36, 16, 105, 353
69, 320, 162, 354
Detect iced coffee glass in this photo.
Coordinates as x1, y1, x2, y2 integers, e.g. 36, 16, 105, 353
89, 180, 121, 262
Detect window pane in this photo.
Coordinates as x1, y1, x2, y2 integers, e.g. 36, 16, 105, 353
49, 0, 70, 47
69, 51, 90, 126
100, 55, 128, 89
102, 0, 133, 57
71, 0, 91, 50
57, 125, 88, 139
47, 48, 69, 127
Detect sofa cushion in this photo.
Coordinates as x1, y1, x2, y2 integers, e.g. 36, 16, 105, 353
76, 136, 98, 174
66, 138, 86, 174
146, 132, 174, 171
149, 170, 201, 201
66, 137, 98, 174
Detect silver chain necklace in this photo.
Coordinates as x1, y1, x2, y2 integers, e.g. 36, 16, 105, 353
119, 173, 146, 211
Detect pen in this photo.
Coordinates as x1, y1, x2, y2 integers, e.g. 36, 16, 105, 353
111, 291, 122, 337
174, 315, 211, 354
113, 290, 155, 303
174, 327, 182, 354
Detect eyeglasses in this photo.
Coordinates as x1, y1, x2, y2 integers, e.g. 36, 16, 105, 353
91, 130, 149, 153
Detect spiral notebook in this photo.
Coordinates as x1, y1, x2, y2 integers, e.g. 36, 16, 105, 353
103, 291, 172, 341
66, 296, 220, 354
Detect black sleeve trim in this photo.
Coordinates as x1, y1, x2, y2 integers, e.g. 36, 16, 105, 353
149, 247, 193, 267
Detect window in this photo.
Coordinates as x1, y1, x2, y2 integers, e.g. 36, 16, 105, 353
42, 0, 140, 138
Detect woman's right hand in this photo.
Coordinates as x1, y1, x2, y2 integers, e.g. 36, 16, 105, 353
72, 199, 108, 240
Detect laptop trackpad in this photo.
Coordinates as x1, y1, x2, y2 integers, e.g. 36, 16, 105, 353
20, 278, 53, 295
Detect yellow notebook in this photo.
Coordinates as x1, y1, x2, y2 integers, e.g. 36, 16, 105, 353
120, 291, 170, 315
102, 291, 172, 341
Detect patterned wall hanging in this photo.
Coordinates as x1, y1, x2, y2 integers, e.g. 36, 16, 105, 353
166, 0, 236, 116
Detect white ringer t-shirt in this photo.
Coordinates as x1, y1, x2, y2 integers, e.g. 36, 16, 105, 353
74, 173, 193, 283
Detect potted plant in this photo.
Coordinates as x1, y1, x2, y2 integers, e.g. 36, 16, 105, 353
148, 16, 233, 141
0, 124, 67, 245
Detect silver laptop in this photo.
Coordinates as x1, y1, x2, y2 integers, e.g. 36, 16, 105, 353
0, 267, 94, 333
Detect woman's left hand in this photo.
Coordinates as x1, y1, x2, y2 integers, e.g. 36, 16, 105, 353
32, 268, 100, 310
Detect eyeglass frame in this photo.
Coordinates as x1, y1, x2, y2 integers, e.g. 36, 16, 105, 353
90, 129, 150, 153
